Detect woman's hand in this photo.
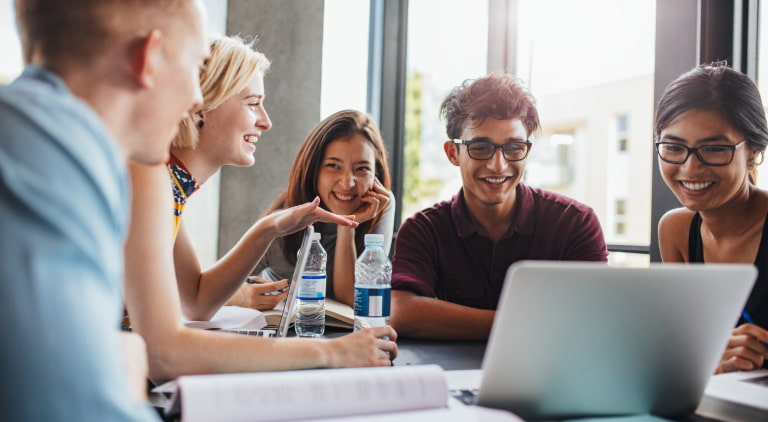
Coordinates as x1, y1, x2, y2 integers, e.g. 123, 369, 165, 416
351, 178, 391, 225
715, 323, 768, 373
225, 277, 289, 311
268, 197, 357, 238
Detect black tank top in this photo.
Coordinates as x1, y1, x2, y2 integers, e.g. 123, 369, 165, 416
689, 212, 768, 330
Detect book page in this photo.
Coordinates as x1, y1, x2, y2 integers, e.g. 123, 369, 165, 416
325, 298, 353, 328
184, 306, 266, 330
178, 364, 448, 422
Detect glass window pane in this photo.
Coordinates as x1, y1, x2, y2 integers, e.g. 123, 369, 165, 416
516, 0, 656, 262
756, 0, 768, 189
402, 0, 489, 220
321, 0, 370, 119
0, 0, 22, 83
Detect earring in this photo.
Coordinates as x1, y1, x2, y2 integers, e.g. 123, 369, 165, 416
197, 120, 204, 129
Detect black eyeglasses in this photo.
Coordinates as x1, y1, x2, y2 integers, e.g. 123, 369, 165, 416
654, 140, 747, 166
452, 139, 532, 161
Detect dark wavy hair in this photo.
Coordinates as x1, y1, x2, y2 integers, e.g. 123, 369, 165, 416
440, 71, 540, 140
655, 62, 768, 183
264, 109, 391, 264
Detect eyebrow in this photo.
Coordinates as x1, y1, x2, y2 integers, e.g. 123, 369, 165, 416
243, 94, 264, 100
469, 136, 528, 143
324, 157, 373, 165
660, 134, 732, 144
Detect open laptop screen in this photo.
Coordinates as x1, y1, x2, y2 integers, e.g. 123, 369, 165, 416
276, 225, 314, 337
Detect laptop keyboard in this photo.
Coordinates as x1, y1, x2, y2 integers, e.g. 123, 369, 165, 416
450, 389, 479, 405
208, 328, 276, 337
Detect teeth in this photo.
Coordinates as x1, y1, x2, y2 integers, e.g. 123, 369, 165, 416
483, 177, 506, 184
333, 193, 355, 201
244, 135, 258, 144
681, 181, 713, 191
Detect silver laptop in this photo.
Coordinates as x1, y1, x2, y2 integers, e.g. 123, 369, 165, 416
473, 260, 756, 420
205, 226, 313, 338
274, 225, 313, 337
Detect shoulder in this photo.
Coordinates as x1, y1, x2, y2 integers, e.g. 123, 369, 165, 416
658, 207, 694, 262
658, 207, 696, 235
401, 197, 453, 229
525, 185, 597, 217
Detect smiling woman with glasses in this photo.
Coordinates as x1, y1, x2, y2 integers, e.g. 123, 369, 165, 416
655, 62, 768, 375
451, 138, 532, 161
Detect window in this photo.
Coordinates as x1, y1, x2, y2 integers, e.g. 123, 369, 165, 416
401, 0, 489, 220
0, 0, 22, 83
515, 0, 655, 265
321, 0, 370, 118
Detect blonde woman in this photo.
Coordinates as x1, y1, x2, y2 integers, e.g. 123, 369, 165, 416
124, 36, 397, 381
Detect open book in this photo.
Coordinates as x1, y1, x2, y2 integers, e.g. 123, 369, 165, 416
696, 369, 768, 421
184, 306, 267, 331
155, 364, 519, 421
262, 297, 354, 330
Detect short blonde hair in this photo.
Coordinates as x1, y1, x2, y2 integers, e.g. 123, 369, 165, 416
173, 35, 271, 149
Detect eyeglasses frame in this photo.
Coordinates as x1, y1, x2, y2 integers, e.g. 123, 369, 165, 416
451, 138, 533, 162
654, 139, 748, 167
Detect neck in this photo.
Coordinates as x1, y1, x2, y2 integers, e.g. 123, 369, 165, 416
54, 58, 136, 161
170, 147, 220, 184
700, 183, 765, 237
464, 195, 516, 243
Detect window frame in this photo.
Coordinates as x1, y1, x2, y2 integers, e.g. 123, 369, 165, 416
367, 0, 755, 260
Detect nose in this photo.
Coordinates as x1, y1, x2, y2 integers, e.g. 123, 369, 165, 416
679, 151, 705, 172
486, 147, 508, 172
339, 170, 355, 189
257, 107, 272, 131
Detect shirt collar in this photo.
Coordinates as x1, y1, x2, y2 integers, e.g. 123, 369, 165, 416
167, 154, 200, 199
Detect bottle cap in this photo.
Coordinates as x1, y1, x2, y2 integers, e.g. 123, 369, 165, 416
364, 233, 384, 247
311, 232, 321, 241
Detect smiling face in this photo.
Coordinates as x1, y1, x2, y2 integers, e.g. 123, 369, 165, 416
197, 73, 271, 168
446, 118, 528, 215
658, 108, 755, 212
316, 134, 376, 215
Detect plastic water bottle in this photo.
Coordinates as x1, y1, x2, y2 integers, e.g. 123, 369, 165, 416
296, 232, 326, 337
354, 234, 391, 332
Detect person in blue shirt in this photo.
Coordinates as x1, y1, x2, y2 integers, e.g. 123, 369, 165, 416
0, 0, 209, 420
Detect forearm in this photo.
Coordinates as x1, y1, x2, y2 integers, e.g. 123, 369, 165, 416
141, 326, 334, 381
188, 218, 279, 319
333, 226, 357, 305
390, 291, 495, 340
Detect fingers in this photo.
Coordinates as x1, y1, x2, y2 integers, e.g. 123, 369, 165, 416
734, 323, 768, 344
246, 277, 288, 294
312, 206, 358, 227
717, 327, 768, 373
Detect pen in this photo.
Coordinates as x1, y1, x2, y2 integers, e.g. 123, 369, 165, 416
742, 310, 758, 326
741, 310, 768, 349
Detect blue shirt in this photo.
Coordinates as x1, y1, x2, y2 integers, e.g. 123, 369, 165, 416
0, 66, 158, 421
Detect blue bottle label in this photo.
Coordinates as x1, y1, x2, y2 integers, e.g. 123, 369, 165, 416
298, 274, 326, 300
354, 287, 391, 317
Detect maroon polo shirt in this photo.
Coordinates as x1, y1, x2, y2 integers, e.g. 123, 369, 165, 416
391, 183, 608, 310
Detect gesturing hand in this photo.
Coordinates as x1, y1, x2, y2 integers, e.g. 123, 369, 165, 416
268, 196, 357, 238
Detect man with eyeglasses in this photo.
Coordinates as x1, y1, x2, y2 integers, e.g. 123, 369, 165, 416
390, 72, 608, 340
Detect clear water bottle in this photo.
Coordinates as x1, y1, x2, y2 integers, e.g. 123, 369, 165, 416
354, 234, 391, 332
296, 232, 326, 337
